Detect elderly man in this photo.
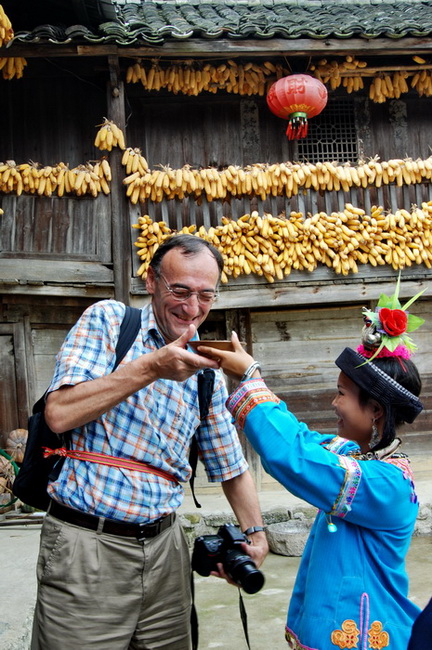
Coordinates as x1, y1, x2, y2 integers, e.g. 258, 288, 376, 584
31, 234, 268, 650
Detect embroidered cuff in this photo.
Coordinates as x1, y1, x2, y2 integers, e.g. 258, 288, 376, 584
226, 378, 280, 430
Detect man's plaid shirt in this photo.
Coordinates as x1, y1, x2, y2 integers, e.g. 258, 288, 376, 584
47, 300, 248, 523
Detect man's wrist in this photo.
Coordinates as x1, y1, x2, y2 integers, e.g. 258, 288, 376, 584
243, 525, 266, 537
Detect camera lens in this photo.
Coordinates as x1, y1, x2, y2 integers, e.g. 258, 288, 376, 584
224, 549, 265, 594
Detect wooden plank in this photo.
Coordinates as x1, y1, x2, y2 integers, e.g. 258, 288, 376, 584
23, 316, 37, 413
202, 272, 432, 310
130, 269, 432, 309
0, 259, 113, 284
5, 301, 93, 325
12, 323, 31, 427
0, 324, 29, 434
0, 284, 113, 298
0, 331, 20, 445
31, 327, 72, 400
240, 99, 261, 163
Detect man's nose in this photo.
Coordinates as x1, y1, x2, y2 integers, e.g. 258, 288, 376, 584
181, 293, 201, 311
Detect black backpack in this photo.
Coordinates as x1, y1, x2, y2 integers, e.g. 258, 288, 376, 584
12, 306, 142, 511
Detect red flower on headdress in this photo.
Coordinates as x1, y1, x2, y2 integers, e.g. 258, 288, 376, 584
379, 308, 408, 336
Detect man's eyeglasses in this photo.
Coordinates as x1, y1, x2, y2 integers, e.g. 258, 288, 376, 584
159, 273, 218, 304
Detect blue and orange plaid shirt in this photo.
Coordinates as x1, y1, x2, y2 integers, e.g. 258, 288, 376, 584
47, 300, 248, 523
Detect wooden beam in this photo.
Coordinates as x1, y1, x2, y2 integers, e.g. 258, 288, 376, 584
214, 279, 431, 310
225, 307, 262, 487
2, 36, 432, 59
131, 268, 432, 310
116, 37, 432, 58
106, 54, 131, 304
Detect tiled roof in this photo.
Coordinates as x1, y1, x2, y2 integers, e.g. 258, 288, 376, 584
8, 0, 432, 47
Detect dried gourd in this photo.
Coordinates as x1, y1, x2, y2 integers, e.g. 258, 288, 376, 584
5, 428, 28, 463
0, 452, 18, 507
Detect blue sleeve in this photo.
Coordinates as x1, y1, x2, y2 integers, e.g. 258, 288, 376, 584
227, 379, 418, 530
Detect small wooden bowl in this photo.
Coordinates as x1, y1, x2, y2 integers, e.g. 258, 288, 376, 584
188, 340, 234, 351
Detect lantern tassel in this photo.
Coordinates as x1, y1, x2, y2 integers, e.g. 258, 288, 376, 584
287, 114, 308, 140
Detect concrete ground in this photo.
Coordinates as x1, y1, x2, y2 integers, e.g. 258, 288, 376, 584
1, 483, 431, 650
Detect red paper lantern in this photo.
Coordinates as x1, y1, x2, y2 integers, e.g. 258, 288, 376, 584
266, 74, 328, 140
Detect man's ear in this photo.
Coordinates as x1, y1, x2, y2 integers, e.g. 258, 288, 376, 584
146, 266, 156, 294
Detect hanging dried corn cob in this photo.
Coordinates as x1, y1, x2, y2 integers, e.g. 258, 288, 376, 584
94, 118, 126, 151
0, 4, 13, 46
0, 56, 27, 80
133, 202, 432, 282
0, 158, 112, 197
125, 59, 288, 96
123, 155, 432, 204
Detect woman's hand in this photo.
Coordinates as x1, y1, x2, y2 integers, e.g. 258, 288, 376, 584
195, 331, 258, 381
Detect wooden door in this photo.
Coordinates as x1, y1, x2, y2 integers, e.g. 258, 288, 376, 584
0, 324, 29, 448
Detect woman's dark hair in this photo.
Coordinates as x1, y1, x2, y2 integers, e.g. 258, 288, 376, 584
358, 356, 422, 449
149, 234, 224, 279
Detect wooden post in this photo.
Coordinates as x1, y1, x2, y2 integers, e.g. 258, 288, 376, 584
225, 308, 262, 490
107, 55, 131, 304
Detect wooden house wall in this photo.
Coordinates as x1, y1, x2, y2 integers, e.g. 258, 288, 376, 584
0, 59, 115, 290
0, 195, 112, 261
1, 59, 432, 283
125, 89, 432, 282
0, 59, 107, 166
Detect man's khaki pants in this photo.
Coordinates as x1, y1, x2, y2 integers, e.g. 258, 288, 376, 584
31, 513, 192, 649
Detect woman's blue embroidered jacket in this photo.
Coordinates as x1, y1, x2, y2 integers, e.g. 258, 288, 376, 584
226, 378, 421, 650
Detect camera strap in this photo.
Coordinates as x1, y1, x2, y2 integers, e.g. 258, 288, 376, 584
189, 368, 215, 508
190, 576, 252, 650
238, 589, 252, 650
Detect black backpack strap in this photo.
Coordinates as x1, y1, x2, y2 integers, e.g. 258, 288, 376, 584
48, 306, 141, 479
189, 368, 216, 509
114, 306, 142, 370
197, 368, 216, 420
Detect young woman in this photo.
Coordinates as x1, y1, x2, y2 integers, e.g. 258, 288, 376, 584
198, 285, 425, 650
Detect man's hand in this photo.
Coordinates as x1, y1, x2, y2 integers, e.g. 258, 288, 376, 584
146, 325, 220, 382
241, 531, 268, 569
210, 533, 268, 588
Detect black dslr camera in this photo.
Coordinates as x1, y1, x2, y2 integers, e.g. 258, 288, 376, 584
192, 523, 265, 594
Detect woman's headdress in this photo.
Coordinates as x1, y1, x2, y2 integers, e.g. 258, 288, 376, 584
335, 274, 425, 447
357, 273, 425, 361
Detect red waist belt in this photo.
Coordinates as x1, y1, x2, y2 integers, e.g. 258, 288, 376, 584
43, 447, 178, 484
